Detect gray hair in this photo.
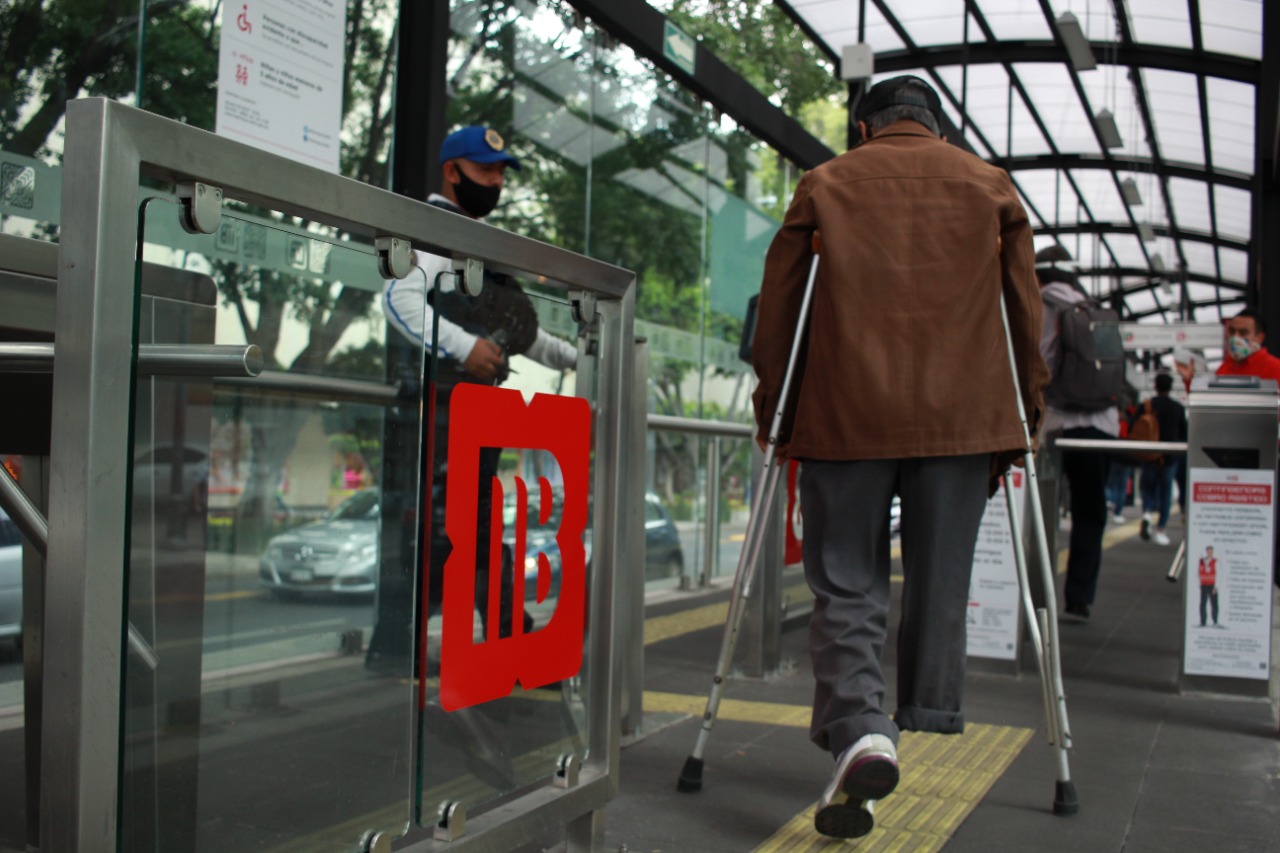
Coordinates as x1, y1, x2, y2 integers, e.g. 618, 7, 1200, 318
867, 104, 940, 135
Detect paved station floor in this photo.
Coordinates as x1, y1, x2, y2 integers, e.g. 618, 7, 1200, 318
2, 513, 1277, 852
599, 515, 1280, 852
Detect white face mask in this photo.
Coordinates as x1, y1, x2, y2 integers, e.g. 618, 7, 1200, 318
1228, 334, 1261, 362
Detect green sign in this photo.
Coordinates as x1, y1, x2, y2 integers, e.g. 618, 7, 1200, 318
663, 20, 697, 76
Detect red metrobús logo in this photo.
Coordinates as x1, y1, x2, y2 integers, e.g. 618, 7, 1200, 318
439, 384, 591, 711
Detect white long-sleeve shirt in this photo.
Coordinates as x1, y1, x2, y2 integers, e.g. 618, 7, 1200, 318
381, 205, 576, 371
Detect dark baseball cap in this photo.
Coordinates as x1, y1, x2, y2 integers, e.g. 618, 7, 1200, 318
856, 75, 943, 127
439, 126, 522, 170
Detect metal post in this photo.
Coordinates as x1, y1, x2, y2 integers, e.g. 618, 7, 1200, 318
20, 456, 48, 849
701, 437, 720, 585
42, 98, 140, 851
621, 339, 649, 737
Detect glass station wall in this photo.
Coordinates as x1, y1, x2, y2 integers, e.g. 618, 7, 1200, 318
447, 0, 801, 582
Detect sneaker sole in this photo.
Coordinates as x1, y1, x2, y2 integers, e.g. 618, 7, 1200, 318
814, 801, 874, 839
843, 755, 900, 800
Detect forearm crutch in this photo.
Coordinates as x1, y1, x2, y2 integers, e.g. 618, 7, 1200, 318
998, 296, 1079, 816
1166, 540, 1187, 583
677, 234, 822, 793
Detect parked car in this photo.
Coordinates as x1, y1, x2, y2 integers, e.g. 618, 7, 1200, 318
644, 493, 684, 580
260, 490, 379, 598
504, 487, 565, 603
0, 507, 23, 646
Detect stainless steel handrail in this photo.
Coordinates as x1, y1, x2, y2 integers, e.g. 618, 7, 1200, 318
647, 413, 753, 439
216, 370, 400, 406
1055, 438, 1187, 454
0, 461, 48, 558
0, 342, 264, 377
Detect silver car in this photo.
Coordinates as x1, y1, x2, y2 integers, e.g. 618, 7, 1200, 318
259, 490, 379, 598
0, 507, 22, 645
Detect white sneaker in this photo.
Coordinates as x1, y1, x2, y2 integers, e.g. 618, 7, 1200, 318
815, 734, 898, 839
1112, 514, 1126, 525
1153, 530, 1171, 546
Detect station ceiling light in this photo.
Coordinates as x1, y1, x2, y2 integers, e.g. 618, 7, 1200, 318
1137, 221, 1155, 242
1120, 177, 1142, 206
1094, 109, 1124, 149
1055, 12, 1098, 72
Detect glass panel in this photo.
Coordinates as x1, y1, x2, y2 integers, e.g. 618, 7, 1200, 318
1207, 78, 1256, 175
416, 281, 594, 824
1214, 185, 1252, 242
1181, 241, 1218, 278
982, 0, 1054, 40
883, 0, 966, 45
1219, 248, 1249, 284
1169, 178, 1212, 233
1127, 0, 1194, 48
0, 150, 62, 240
1, 1, 397, 240
1200, 2, 1264, 59
1014, 64, 1102, 156
1145, 70, 1205, 166
125, 198, 416, 853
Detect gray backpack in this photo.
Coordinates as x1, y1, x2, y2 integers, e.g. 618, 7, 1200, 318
1043, 290, 1125, 412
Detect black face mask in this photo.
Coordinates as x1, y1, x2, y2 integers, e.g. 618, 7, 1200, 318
451, 167, 502, 218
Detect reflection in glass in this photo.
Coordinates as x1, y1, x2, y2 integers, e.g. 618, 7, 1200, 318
412, 267, 594, 822
123, 199, 415, 853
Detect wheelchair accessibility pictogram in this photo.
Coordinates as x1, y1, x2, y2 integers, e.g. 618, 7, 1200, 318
438, 384, 591, 711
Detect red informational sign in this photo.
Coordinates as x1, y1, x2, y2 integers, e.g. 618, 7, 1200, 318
438, 385, 591, 712
1192, 483, 1273, 504
785, 460, 803, 565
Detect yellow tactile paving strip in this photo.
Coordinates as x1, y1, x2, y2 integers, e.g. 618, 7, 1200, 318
644, 690, 813, 727
752, 724, 1034, 853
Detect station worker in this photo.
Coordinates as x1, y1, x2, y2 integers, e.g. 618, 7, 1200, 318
383, 125, 577, 382
380, 126, 576, 654
751, 75, 1047, 840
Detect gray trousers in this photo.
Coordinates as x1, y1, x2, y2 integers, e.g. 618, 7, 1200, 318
800, 454, 990, 756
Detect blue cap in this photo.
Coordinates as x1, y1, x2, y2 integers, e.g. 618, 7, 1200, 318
439, 126, 521, 170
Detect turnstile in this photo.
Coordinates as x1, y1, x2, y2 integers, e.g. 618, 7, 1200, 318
1180, 375, 1279, 696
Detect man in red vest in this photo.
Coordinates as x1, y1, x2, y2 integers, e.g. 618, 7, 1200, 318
1198, 546, 1220, 628
1217, 309, 1280, 382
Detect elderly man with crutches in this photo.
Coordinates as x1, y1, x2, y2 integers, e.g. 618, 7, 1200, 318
749, 76, 1051, 839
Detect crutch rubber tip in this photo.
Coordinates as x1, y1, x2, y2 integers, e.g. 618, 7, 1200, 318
676, 756, 704, 793
1053, 780, 1079, 816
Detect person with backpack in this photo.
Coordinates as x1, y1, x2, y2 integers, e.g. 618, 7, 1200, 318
1036, 244, 1123, 622
1131, 373, 1186, 546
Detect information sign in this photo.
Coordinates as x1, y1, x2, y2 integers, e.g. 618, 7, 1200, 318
967, 471, 1025, 661
216, 0, 347, 173
1120, 322, 1223, 351
663, 20, 697, 76
1184, 467, 1275, 680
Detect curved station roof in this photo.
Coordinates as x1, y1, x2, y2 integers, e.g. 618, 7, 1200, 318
778, 0, 1266, 323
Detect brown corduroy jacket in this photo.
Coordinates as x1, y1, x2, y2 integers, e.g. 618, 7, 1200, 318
751, 122, 1047, 487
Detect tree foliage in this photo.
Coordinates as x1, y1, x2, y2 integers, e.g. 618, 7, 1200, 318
664, 0, 843, 114
1, 1, 398, 545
